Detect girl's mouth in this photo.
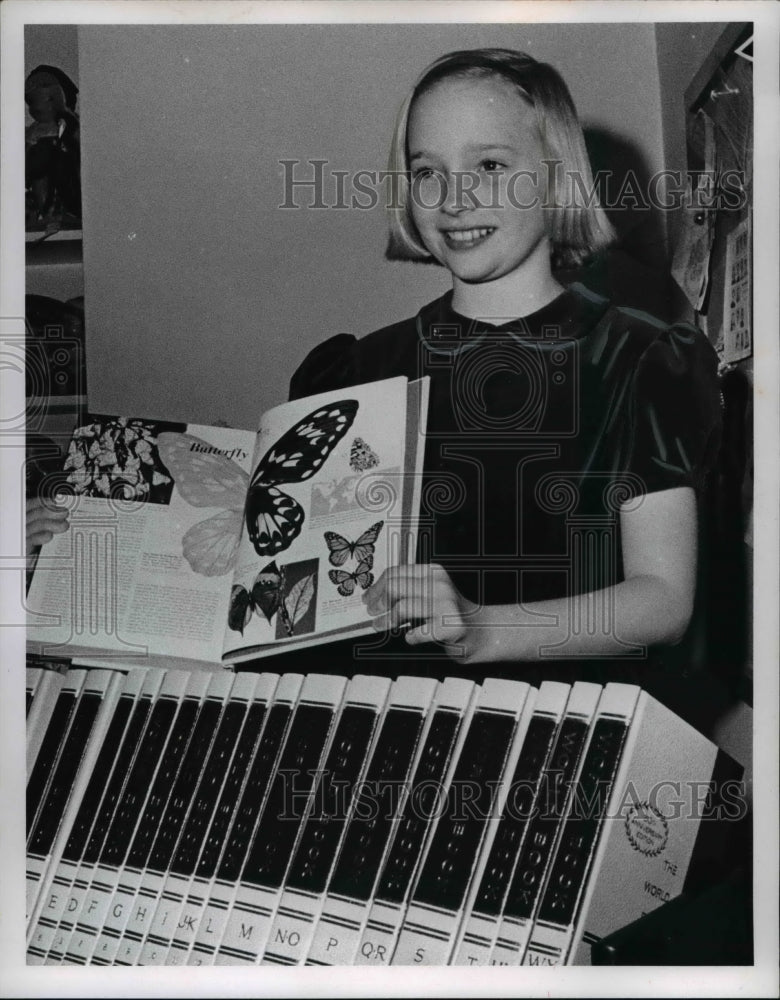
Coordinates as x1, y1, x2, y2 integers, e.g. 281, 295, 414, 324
442, 227, 495, 250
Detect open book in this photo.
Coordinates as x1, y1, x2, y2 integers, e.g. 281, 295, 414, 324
27, 375, 429, 670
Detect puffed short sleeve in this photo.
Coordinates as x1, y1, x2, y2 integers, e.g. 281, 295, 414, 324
627, 323, 722, 495
288, 333, 358, 401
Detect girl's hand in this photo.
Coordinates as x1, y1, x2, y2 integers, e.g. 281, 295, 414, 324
26, 497, 69, 558
362, 563, 483, 662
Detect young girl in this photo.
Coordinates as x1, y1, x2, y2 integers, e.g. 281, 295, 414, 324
27, 48, 721, 690
288, 48, 721, 687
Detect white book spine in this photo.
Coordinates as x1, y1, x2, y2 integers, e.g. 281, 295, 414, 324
305, 675, 440, 966
26, 667, 65, 777
568, 690, 722, 965
93, 865, 152, 966
108, 671, 235, 965
26, 668, 89, 920
304, 894, 370, 966
186, 672, 305, 966
93, 673, 221, 965
26, 670, 125, 957
139, 671, 260, 964
265, 675, 433, 966
451, 681, 571, 966
165, 672, 280, 965
215, 674, 377, 965
490, 681, 602, 966
523, 683, 641, 966
60, 669, 192, 964
91, 670, 213, 966
392, 679, 533, 966
355, 678, 477, 966
26, 666, 43, 714
43, 667, 167, 964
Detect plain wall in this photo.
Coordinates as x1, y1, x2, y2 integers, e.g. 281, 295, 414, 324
25, 23, 79, 90
79, 22, 667, 427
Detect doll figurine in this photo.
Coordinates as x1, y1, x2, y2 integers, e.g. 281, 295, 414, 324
24, 64, 81, 231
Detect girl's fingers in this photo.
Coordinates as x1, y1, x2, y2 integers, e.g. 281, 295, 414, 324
364, 564, 448, 615
26, 512, 70, 556
405, 624, 434, 645
374, 598, 421, 631
26, 497, 68, 516
404, 622, 465, 647
369, 611, 392, 632
28, 530, 54, 549
27, 513, 70, 536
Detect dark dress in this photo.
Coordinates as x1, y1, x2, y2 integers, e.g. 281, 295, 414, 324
255, 283, 723, 718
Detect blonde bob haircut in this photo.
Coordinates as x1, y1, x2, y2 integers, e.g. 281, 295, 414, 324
386, 48, 615, 269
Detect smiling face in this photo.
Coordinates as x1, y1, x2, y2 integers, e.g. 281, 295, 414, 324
407, 74, 553, 293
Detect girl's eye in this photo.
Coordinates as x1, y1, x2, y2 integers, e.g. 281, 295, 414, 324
480, 159, 505, 173
411, 166, 437, 181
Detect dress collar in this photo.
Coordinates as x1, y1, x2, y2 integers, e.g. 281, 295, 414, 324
416, 282, 611, 353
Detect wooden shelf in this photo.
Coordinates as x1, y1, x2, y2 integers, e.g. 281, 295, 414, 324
26, 238, 83, 267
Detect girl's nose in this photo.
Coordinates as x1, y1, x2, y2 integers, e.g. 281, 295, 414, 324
440, 171, 471, 215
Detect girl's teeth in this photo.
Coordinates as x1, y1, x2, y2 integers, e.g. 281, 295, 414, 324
448, 228, 492, 242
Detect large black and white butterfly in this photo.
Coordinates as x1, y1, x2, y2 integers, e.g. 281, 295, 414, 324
246, 401, 358, 557
328, 557, 374, 597
157, 400, 357, 576
323, 520, 384, 567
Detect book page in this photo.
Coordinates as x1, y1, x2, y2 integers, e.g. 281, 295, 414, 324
222, 376, 412, 657
27, 416, 257, 665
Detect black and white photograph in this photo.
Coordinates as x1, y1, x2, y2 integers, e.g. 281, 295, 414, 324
1, 1, 777, 996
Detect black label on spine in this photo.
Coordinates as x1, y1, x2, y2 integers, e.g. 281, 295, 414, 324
374, 709, 461, 904
146, 699, 225, 873
536, 718, 627, 927
27, 691, 78, 838
412, 710, 515, 912
502, 716, 590, 920
328, 708, 425, 901
80, 695, 154, 866
101, 697, 179, 867
125, 698, 202, 869
196, 700, 268, 880
171, 700, 249, 876
241, 702, 338, 888
473, 715, 559, 916
28, 691, 103, 855
284, 705, 379, 894
214, 701, 291, 883
62, 695, 134, 862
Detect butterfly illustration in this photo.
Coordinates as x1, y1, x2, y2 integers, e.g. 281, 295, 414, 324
245, 401, 358, 557
228, 561, 293, 636
157, 400, 357, 576
328, 557, 374, 597
349, 436, 379, 472
156, 431, 249, 577
324, 520, 384, 567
